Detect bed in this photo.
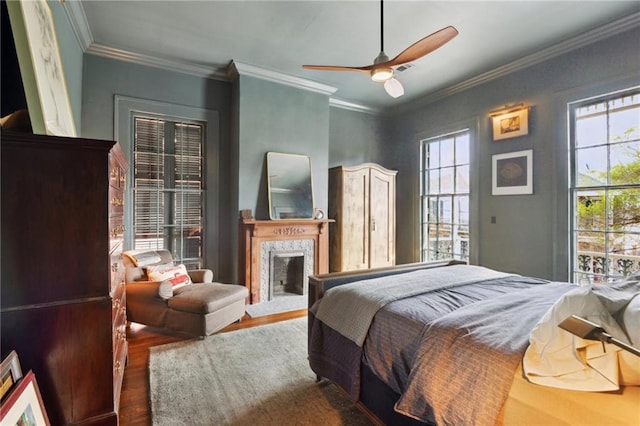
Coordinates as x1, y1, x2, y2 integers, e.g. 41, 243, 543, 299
307, 261, 640, 426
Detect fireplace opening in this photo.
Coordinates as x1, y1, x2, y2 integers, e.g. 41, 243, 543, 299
270, 251, 304, 300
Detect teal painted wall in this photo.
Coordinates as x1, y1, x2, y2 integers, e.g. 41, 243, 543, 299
229, 74, 331, 282
236, 75, 330, 220
81, 55, 235, 279
328, 107, 384, 167
384, 27, 640, 281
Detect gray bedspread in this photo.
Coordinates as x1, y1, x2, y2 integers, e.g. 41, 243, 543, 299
394, 282, 573, 426
314, 265, 513, 346
308, 268, 577, 424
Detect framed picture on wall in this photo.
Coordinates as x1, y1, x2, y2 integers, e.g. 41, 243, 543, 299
14, 0, 77, 136
492, 108, 528, 141
492, 149, 533, 195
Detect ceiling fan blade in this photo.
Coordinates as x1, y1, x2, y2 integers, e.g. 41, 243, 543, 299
386, 26, 458, 67
384, 78, 404, 98
302, 64, 373, 73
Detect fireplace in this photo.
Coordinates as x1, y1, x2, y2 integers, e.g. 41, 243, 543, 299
261, 240, 314, 301
240, 219, 331, 304
269, 250, 307, 298
271, 251, 303, 297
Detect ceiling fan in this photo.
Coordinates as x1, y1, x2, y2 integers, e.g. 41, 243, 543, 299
303, 0, 458, 98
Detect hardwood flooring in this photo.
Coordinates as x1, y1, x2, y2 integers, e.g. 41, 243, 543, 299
118, 309, 308, 426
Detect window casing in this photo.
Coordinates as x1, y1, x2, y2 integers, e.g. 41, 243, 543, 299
570, 89, 640, 283
133, 116, 205, 269
420, 130, 470, 262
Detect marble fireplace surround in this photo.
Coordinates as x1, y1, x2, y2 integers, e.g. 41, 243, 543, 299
261, 240, 313, 301
240, 219, 331, 304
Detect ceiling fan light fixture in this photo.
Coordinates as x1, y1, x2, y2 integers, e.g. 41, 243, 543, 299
301, 0, 458, 100
384, 77, 404, 98
371, 67, 393, 82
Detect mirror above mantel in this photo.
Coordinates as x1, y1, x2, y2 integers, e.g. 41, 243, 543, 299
266, 152, 314, 220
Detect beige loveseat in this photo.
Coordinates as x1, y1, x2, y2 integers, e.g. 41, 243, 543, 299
123, 250, 248, 337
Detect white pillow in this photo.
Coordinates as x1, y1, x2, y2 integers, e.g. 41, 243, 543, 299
157, 280, 174, 300
147, 264, 191, 290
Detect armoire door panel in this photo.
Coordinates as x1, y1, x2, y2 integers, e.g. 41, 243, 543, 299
341, 168, 370, 270
369, 170, 395, 267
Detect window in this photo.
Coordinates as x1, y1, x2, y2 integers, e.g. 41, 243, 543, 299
420, 130, 470, 262
133, 115, 205, 269
570, 89, 640, 283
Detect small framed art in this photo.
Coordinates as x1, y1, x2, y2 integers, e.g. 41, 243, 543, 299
0, 351, 23, 402
492, 149, 533, 195
492, 108, 528, 141
0, 370, 50, 425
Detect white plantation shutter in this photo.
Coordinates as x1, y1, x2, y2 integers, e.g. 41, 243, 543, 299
133, 116, 204, 268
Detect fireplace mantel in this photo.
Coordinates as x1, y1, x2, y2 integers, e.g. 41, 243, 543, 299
239, 219, 332, 304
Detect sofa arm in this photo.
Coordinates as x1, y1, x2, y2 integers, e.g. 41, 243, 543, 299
126, 280, 171, 300
188, 269, 213, 283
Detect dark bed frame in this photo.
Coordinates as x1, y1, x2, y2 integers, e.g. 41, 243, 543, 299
308, 260, 466, 426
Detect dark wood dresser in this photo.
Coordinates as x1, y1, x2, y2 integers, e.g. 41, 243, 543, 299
1, 131, 128, 425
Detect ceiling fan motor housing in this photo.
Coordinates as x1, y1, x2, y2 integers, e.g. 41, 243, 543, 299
371, 52, 393, 82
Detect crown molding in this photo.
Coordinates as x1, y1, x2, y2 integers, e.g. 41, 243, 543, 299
61, 0, 93, 50
86, 44, 228, 80
68, 2, 639, 113
227, 61, 337, 96
329, 98, 379, 115
391, 12, 640, 115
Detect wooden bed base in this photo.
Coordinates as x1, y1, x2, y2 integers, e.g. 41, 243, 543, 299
308, 260, 466, 308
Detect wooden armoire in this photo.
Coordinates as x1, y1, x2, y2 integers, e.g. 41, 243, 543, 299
1, 131, 128, 425
328, 163, 397, 272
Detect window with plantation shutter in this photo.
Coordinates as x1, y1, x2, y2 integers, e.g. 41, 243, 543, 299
133, 116, 204, 269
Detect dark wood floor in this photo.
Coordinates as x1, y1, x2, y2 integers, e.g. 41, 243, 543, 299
118, 309, 308, 425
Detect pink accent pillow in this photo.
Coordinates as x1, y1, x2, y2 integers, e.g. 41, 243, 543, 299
147, 264, 191, 289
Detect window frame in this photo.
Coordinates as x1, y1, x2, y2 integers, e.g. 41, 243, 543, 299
115, 96, 219, 273
132, 115, 205, 267
568, 88, 640, 283
419, 128, 472, 263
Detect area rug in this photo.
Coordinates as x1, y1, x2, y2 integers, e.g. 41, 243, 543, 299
149, 317, 373, 425
244, 294, 307, 318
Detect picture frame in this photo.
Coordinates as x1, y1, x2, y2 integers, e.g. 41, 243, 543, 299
492, 108, 528, 141
0, 370, 50, 426
0, 351, 23, 402
14, 0, 77, 136
492, 149, 533, 195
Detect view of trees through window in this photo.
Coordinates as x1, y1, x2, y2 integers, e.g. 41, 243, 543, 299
571, 90, 640, 283
420, 130, 470, 262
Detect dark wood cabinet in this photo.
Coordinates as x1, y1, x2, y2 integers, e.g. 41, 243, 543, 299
1, 131, 128, 425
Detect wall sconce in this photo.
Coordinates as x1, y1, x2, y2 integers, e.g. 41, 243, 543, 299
490, 103, 530, 141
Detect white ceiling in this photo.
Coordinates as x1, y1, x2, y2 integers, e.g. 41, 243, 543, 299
77, 1, 640, 111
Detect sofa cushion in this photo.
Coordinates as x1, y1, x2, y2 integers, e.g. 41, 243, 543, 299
147, 264, 191, 290
168, 283, 248, 314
